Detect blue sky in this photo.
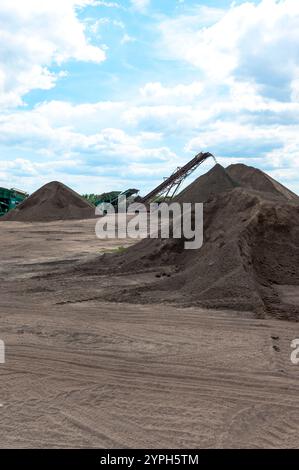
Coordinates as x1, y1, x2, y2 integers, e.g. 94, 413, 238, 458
0, 0, 299, 195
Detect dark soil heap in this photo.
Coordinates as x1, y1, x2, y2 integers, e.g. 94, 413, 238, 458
176, 163, 239, 203
82, 163, 299, 319
1, 181, 95, 222
226, 163, 299, 202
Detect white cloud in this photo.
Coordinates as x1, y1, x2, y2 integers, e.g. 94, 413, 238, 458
130, 0, 150, 13
0, 98, 181, 193
0, 0, 105, 108
92, 1, 123, 7
147, 0, 299, 188
89, 17, 125, 34
1, 0, 299, 195
186, 121, 288, 151
159, 0, 299, 94
121, 33, 136, 45
290, 76, 299, 102
1, 92, 299, 193
139, 81, 203, 104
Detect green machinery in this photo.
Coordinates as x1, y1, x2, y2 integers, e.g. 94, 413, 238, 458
95, 189, 140, 208
0, 187, 28, 217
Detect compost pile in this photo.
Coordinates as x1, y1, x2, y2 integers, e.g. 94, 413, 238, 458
82, 163, 299, 319
1, 181, 95, 222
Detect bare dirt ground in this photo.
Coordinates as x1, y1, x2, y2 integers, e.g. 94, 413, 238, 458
0, 219, 299, 448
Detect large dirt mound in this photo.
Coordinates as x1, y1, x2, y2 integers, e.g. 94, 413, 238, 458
1, 181, 95, 222
226, 163, 299, 202
176, 162, 298, 204
176, 163, 239, 203
79, 163, 299, 319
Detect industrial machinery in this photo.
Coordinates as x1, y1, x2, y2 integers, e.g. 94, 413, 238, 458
0, 187, 28, 216
95, 188, 140, 208
140, 152, 216, 204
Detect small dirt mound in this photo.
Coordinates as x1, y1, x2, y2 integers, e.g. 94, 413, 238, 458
1, 181, 95, 222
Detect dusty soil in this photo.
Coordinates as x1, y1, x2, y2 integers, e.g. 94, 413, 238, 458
1, 181, 95, 222
1, 219, 299, 448
75, 187, 299, 319
226, 163, 299, 202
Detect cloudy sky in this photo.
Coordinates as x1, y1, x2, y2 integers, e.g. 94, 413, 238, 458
0, 0, 299, 195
